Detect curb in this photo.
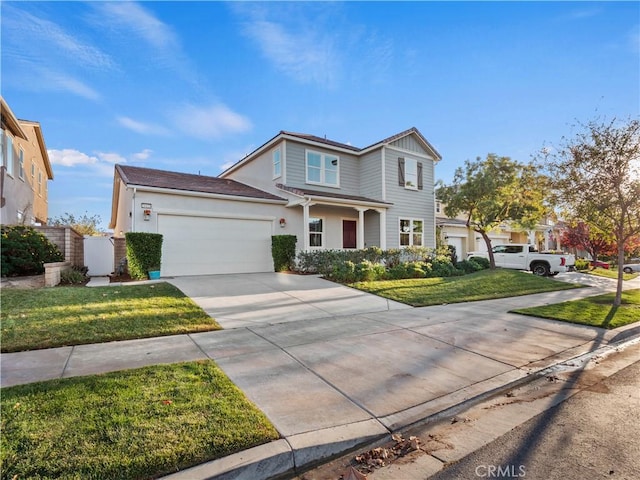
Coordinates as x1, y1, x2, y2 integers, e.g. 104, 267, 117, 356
157, 332, 640, 480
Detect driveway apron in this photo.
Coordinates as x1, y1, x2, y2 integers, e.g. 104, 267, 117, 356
168, 273, 618, 444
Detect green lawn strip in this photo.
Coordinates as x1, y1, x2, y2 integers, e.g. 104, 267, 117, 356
584, 267, 638, 281
1, 282, 220, 353
350, 269, 583, 307
511, 289, 640, 329
1, 361, 279, 480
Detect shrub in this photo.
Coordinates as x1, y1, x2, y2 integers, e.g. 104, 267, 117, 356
355, 260, 386, 282
427, 259, 461, 278
456, 259, 484, 274
125, 232, 163, 280
575, 258, 590, 271
468, 256, 490, 269
1, 225, 64, 277
60, 268, 86, 285
330, 261, 357, 283
272, 235, 297, 272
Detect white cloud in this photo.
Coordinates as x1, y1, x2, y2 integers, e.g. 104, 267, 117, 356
239, 16, 339, 87
96, 2, 178, 50
96, 152, 127, 164
47, 70, 102, 101
48, 149, 98, 167
131, 149, 153, 161
172, 103, 252, 140
118, 116, 170, 136
2, 4, 111, 100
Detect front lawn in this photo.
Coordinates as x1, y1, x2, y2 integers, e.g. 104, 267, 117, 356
351, 269, 582, 306
511, 288, 640, 329
584, 267, 639, 281
1, 361, 279, 480
1, 282, 220, 353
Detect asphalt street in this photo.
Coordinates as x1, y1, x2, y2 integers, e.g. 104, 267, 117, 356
428, 359, 640, 480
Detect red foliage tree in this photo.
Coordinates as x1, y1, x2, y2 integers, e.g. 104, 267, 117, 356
560, 222, 615, 262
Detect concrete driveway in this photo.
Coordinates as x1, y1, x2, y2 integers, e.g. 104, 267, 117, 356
168, 272, 410, 328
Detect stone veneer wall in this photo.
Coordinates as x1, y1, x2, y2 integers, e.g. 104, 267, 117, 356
34, 226, 84, 267
113, 237, 127, 273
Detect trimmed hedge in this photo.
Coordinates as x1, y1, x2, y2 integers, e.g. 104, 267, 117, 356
272, 235, 297, 272
1, 225, 64, 277
297, 246, 488, 283
125, 232, 163, 280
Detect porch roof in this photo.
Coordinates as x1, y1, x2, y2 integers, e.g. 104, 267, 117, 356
276, 183, 392, 208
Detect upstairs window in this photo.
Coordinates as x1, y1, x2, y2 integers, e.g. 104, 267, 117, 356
306, 150, 339, 187
273, 147, 281, 179
398, 157, 423, 190
38, 171, 42, 195
18, 149, 24, 180
3, 132, 14, 177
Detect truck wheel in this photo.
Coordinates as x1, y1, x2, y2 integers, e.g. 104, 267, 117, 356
623, 267, 633, 274
532, 263, 550, 276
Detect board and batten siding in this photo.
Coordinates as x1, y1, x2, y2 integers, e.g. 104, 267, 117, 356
384, 147, 436, 248
285, 141, 361, 195
390, 135, 426, 155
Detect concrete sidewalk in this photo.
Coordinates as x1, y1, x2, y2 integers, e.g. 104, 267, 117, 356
2, 272, 639, 480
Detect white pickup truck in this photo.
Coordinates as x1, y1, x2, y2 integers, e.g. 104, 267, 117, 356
468, 244, 575, 276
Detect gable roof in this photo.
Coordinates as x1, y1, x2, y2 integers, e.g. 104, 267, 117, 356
115, 165, 286, 201
220, 127, 441, 177
0, 96, 28, 140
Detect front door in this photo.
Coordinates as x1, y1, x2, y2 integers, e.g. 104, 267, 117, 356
342, 220, 357, 249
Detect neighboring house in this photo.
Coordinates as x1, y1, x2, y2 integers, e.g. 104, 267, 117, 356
110, 127, 441, 276
436, 200, 561, 258
1, 96, 53, 225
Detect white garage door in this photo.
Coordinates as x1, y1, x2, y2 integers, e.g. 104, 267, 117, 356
446, 236, 464, 260
158, 215, 274, 276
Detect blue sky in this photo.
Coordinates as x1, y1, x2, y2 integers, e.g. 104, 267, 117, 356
2, 1, 638, 230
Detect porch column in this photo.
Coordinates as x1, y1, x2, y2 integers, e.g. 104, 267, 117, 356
375, 208, 387, 250
356, 208, 366, 249
303, 201, 310, 251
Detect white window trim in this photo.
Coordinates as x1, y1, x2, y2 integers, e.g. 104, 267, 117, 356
272, 146, 282, 179
399, 217, 424, 247
305, 149, 340, 188
308, 216, 325, 249
5, 133, 14, 177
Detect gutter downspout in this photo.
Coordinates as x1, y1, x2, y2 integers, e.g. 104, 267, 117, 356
131, 187, 137, 232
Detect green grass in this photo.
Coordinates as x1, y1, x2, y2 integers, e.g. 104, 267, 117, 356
350, 269, 582, 306
1, 361, 279, 480
511, 289, 640, 329
1, 282, 220, 353
584, 267, 639, 281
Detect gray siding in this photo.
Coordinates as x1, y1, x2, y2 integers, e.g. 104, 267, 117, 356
359, 149, 383, 200
364, 209, 381, 247
285, 142, 360, 196
390, 135, 432, 157
384, 149, 436, 248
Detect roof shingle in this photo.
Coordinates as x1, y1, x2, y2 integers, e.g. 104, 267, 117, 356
116, 165, 286, 201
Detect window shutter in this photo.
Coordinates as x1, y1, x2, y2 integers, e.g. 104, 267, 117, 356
417, 162, 423, 190
398, 158, 405, 186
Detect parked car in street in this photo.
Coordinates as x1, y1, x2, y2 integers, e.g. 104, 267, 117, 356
622, 259, 640, 274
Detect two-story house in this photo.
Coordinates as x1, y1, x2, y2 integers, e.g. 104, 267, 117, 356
1, 96, 54, 225
110, 127, 441, 276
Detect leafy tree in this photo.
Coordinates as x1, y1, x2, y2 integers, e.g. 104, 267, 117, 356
49, 211, 103, 236
436, 154, 548, 269
560, 221, 615, 263
543, 117, 640, 306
